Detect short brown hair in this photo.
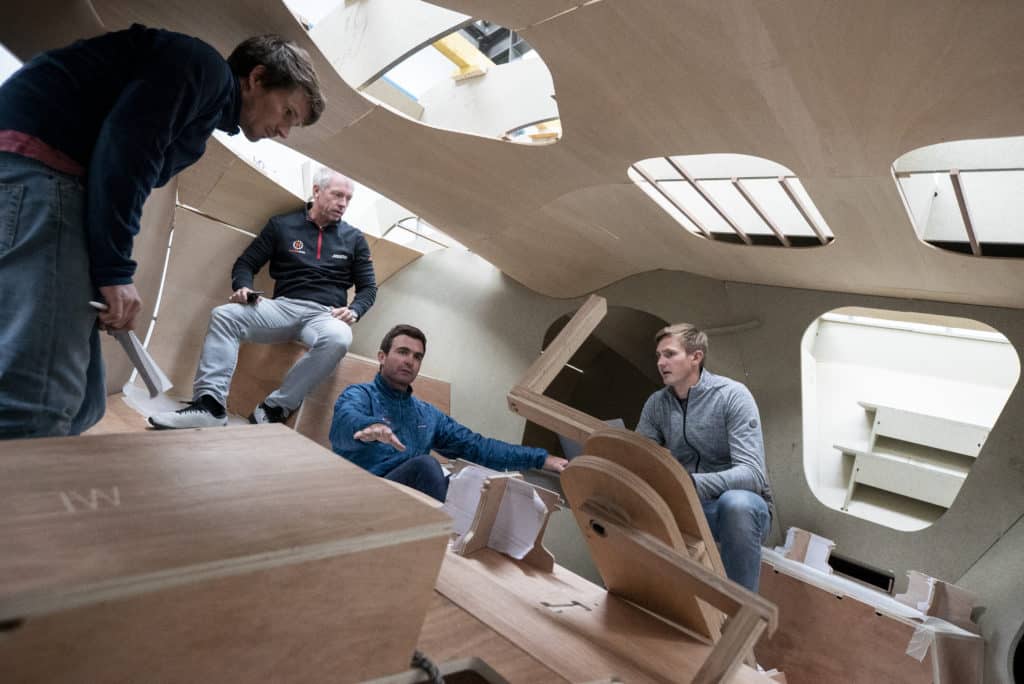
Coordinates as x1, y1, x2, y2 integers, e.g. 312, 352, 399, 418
380, 324, 427, 354
655, 323, 707, 369
227, 35, 325, 125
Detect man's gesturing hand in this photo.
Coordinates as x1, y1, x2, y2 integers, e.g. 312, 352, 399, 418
354, 423, 406, 451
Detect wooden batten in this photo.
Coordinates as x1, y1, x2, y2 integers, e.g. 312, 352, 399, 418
518, 294, 607, 394
0, 426, 452, 682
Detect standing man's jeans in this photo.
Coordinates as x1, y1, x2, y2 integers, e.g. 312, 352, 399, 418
703, 489, 771, 592
192, 296, 352, 412
0, 153, 105, 439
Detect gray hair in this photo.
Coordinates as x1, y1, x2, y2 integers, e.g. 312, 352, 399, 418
312, 166, 337, 190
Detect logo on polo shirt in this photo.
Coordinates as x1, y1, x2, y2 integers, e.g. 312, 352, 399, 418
331, 253, 349, 260
290, 239, 305, 254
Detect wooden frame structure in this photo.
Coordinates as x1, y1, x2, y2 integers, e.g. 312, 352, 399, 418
507, 295, 778, 682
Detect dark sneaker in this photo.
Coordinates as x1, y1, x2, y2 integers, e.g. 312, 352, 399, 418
248, 402, 290, 425
149, 395, 227, 429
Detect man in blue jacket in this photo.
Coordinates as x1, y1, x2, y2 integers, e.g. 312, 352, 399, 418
636, 323, 775, 592
0, 26, 325, 439
330, 324, 569, 501
149, 168, 375, 429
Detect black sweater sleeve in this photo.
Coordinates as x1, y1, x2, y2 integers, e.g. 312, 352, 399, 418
348, 232, 377, 317
231, 219, 276, 290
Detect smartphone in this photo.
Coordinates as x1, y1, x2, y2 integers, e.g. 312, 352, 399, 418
246, 290, 264, 304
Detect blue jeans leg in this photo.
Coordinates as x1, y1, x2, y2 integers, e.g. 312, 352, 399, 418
703, 490, 771, 592
0, 153, 104, 439
384, 455, 449, 502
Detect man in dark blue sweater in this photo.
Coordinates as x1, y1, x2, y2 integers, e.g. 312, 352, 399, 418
0, 26, 325, 439
330, 324, 568, 501
150, 168, 376, 429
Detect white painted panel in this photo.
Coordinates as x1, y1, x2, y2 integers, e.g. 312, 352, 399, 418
311, 0, 468, 88
418, 58, 557, 139
866, 403, 988, 457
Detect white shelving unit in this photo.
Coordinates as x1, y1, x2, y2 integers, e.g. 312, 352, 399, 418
835, 401, 987, 510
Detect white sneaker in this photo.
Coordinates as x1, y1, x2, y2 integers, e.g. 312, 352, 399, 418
149, 399, 228, 429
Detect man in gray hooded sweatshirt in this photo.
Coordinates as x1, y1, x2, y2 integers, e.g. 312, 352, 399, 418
636, 323, 774, 592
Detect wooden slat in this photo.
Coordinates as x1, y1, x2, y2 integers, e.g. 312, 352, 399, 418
666, 157, 749, 243
694, 606, 769, 684
632, 163, 713, 238
518, 295, 607, 393
507, 386, 609, 445
777, 176, 829, 245
732, 178, 790, 247
949, 169, 981, 256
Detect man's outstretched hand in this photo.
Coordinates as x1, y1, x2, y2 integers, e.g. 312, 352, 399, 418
354, 422, 406, 451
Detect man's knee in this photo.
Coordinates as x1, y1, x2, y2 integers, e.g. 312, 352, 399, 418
716, 490, 769, 527
318, 323, 352, 356
386, 455, 448, 502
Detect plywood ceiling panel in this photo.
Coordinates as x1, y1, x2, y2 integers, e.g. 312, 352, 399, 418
178, 139, 303, 234
20, 0, 1024, 307
90, 0, 374, 134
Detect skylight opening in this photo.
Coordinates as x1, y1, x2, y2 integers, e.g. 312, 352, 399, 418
894, 136, 1024, 257
0, 42, 23, 86
211, 132, 463, 255
629, 154, 834, 247
303, 0, 560, 144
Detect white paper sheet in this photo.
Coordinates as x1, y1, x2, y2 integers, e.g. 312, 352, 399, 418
487, 477, 548, 560
441, 465, 548, 559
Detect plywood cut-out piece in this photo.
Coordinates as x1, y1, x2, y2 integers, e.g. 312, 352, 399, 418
562, 455, 723, 642
450, 463, 563, 572
0, 425, 451, 682
559, 437, 777, 681
455, 473, 517, 557
583, 428, 726, 577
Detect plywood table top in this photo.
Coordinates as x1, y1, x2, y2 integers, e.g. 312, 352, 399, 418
0, 425, 451, 621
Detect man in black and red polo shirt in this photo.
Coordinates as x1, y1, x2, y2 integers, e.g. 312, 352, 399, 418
150, 167, 377, 428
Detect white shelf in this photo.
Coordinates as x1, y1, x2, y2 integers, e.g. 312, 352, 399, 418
836, 401, 986, 511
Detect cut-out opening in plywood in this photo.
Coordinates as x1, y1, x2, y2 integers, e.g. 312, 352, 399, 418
521, 306, 667, 458
629, 153, 835, 248
0, 41, 22, 83
893, 136, 1024, 258
304, 0, 560, 144
801, 306, 1020, 531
